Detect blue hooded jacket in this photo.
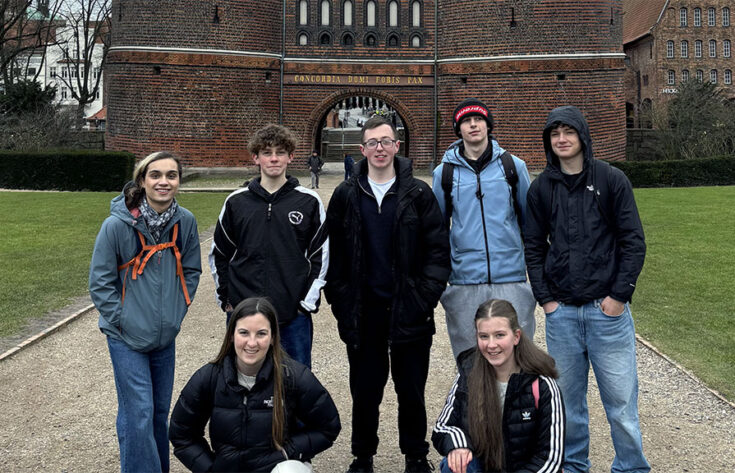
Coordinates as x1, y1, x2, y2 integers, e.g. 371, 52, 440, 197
89, 192, 202, 352
432, 139, 531, 285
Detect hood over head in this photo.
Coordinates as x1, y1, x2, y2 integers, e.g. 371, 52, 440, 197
542, 105, 593, 168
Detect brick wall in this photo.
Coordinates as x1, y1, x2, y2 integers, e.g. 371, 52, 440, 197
107, 0, 628, 171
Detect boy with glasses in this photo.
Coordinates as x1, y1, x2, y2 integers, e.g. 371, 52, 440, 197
325, 116, 450, 473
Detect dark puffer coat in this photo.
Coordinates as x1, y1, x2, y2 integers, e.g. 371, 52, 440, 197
432, 349, 564, 473
324, 156, 451, 348
169, 352, 340, 473
524, 105, 646, 306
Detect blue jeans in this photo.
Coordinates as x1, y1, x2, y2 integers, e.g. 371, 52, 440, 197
280, 312, 313, 369
439, 456, 483, 473
545, 300, 650, 473
107, 337, 176, 473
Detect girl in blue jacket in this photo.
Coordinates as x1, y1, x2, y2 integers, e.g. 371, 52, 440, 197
89, 151, 201, 473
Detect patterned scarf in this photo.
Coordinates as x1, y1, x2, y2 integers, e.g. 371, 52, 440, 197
138, 196, 178, 242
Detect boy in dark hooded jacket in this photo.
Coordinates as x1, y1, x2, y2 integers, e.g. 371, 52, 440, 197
523, 106, 649, 473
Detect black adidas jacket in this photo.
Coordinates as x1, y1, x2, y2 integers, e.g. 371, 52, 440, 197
432, 349, 565, 473
169, 352, 340, 473
209, 176, 328, 323
524, 106, 646, 306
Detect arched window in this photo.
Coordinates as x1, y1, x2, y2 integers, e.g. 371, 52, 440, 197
695, 40, 702, 57
696, 69, 704, 82
710, 39, 717, 57
710, 69, 717, 84
321, 0, 330, 26
365, 32, 377, 46
724, 40, 731, 58
725, 69, 732, 85
681, 40, 688, 57
298, 32, 308, 45
388, 0, 398, 27
299, 0, 308, 25
320, 31, 332, 45
411, 1, 421, 27
342, 32, 354, 46
667, 70, 675, 85
366, 0, 376, 27
694, 8, 701, 26
680, 8, 687, 27
666, 40, 674, 58
387, 32, 399, 47
682, 69, 689, 82
724, 8, 731, 27
411, 34, 421, 47
708, 7, 716, 26
343, 0, 353, 26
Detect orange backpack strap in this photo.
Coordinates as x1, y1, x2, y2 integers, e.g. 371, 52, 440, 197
532, 377, 540, 409
116, 223, 191, 306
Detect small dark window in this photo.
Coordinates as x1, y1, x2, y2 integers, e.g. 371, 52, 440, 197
365, 33, 377, 47
387, 34, 399, 47
343, 34, 354, 46
320, 32, 331, 45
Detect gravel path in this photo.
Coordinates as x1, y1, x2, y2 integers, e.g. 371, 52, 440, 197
1, 173, 733, 472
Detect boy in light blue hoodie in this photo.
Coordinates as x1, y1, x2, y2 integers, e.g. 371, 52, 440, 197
432, 98, 535, 359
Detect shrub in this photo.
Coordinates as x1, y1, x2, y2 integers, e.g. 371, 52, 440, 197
609, 156, 735, 187
0, 150, 136, 191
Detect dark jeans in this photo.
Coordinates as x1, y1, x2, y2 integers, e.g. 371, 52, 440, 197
346, 298, 432, 458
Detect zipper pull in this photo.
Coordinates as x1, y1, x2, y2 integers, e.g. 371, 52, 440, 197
267, 203, 272, 221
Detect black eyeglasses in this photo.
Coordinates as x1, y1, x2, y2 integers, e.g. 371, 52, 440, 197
362, 138, 397, 150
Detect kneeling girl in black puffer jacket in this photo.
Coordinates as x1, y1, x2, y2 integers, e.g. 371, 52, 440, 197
169, 297, 341, 473
432, 299, 565, 473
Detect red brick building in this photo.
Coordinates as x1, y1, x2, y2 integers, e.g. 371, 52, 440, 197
623, 0, 734, 128
106, 1, 627, 170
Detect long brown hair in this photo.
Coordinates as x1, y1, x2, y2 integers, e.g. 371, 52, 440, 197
212, 297, 287, 449
467, 299, 558, 471
123, 151, 183, 209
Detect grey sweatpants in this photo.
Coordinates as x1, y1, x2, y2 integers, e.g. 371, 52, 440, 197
440, 282, 537, 359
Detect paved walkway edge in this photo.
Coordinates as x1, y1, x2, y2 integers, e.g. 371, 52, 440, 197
635, 333, 735, 410
0, 303, 95, 362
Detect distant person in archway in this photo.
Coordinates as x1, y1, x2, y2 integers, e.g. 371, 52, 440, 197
307, 150, 324, 189
210, 124, 329, 369
432, 98, 536, 360
343, 154, 355, 180
325, 116, 450, 473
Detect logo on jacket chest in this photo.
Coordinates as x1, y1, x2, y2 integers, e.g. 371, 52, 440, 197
288, 211, 304, 225
263, 396, 274, 408
522, 410, 532, 421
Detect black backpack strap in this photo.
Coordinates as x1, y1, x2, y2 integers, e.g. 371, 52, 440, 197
441, 162, 454, 228
500, 151, 523, 233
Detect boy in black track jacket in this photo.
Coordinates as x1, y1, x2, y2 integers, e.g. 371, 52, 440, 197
209, 124, 328, 369
523, 106, 649, 473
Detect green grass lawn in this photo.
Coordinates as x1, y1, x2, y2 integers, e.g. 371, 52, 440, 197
0, 191, 229, 337
0, 186, 733, 400
632, 186, 735, 399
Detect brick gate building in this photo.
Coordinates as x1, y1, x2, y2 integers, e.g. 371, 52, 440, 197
106, 1, 627, 170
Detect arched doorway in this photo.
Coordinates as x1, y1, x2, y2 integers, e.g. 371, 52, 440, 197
312, 93, 411, 162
